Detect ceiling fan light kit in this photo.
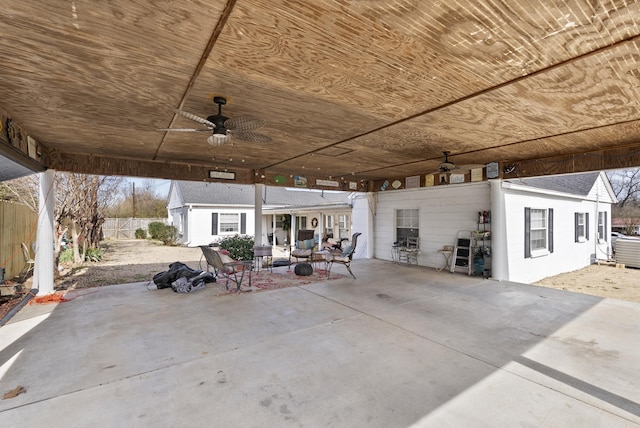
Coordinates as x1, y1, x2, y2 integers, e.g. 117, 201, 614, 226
207, 134, 230, 146
162, 96, 270, 145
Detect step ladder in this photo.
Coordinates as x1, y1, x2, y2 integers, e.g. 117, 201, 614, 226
450, 230, 473, 275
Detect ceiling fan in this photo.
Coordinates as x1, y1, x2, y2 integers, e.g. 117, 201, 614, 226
428, 151, 485, 174
159, 96, 271, 145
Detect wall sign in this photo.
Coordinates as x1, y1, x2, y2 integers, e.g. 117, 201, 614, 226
486, 162, 499, 179
449, 173, 465, 184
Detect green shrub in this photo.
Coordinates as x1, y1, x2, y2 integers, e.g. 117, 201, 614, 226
59, 248, 74, 263
217, 234, 254, 261
148, 221, 165, 240
135, 228, 147, 239
156, 224, 178, 245
85, 247, 104, 262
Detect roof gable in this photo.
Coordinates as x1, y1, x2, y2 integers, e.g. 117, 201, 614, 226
508, 172, 601, 196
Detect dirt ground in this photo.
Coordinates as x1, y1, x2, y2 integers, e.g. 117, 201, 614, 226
532, 262, 640, 303
2, 240, 640, 321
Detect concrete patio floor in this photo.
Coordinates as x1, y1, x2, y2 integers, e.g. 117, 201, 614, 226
1, 259, 639, 427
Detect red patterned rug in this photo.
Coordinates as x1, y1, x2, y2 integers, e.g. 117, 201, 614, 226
212, 267, 347, 293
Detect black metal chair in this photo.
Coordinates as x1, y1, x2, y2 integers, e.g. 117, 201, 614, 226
200, 246, 252, 292
327, 232, 362, 279
289, 229, 316, 267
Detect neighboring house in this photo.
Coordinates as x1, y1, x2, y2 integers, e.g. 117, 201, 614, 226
167, 181, 358, 248
373, 172, 616, 284
611, 218, 640, 235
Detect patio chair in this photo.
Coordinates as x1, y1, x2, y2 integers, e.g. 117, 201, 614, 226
327, 232, 361, 279
21, 242, 35, 281
397, 236, 419, 264
289, 229, 316, 267
200, 245, 252, 292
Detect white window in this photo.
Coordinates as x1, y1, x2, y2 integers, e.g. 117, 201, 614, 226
219, 213, 239, 233
338, 214, 350, 239
396, 209, 419, 245
525, 207, 553, 257
574, 212, 588, 242
598, 211, 607, 241
324, 214, 334, 238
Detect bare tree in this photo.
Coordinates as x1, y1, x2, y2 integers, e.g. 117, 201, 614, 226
0, 172, 124, 264
606, 168, 640, 208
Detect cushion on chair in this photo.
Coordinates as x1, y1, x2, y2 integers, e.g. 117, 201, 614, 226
341, 246, 354, 257
291, 248, 312, 257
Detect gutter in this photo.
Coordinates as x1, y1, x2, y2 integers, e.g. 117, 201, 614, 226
0, 288, 38, 327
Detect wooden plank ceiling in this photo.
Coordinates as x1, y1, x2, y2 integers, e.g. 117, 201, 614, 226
2, 0, 640, 189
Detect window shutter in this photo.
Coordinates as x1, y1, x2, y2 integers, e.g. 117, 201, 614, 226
548, 208, 554, 253
585, 213, 589, 240
574, 212, 579, 242
524, 207, 531, 258
212, 213, 218, 235
240, 213, 247, 234
605, 212, 608, 240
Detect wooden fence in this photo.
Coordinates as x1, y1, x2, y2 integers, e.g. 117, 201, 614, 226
102, 218, 167, 240
0, 201, 38, 281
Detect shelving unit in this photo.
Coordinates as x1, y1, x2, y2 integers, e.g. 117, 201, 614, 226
473, 211, 491, 278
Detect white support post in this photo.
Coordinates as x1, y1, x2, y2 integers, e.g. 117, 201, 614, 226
254, 184, 263, 245
34, 170, 55, 295
490, 180, 508, 281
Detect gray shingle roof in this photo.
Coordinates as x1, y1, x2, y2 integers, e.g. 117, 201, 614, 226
173, 181, 350, 207
508, 172, 600, 196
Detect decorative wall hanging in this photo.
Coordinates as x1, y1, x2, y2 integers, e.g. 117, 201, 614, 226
311, 217, 318, 228
470, 168, 483, 182
486, 162, 499, 178
425, 175, 435, 187
316, 179, 339, 188
391, 179, 402, 189
380, 179, 389, 191
274, 174, 286, 185
294, 176, 307, 187
449, 173, 465, 184
405, 175, 420, 188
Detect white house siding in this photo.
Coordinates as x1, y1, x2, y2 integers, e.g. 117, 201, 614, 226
168, 207, 188, 243
349, 193, 373, 259
374, 182, 491, 268
185, 205, 255, 247
502, 183, 611, 284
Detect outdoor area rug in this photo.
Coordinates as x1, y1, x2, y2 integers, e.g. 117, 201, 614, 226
212, 268, 347, 294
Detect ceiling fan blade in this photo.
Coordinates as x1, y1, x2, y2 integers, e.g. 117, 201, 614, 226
230, 130, 272, 144
157, 128, 211, 132
174, 109, 216, 128
225, 116, 266, 131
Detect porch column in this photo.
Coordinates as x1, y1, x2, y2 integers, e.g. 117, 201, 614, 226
490, 180, 508, 281
34, 169, 55, 295
254, 184, 263, 245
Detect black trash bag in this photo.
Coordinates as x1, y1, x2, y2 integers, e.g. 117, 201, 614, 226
153, 262, 204, 289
